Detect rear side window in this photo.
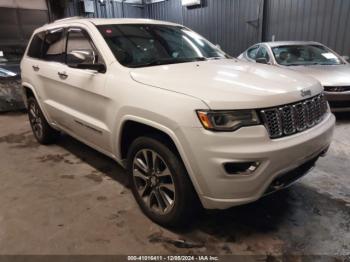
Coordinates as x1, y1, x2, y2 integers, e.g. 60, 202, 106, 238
42, 28, 66, 63
27, 32, 45, 59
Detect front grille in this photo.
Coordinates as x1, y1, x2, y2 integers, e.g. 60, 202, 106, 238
324, 86, 350, 92
260, 94, 328, 139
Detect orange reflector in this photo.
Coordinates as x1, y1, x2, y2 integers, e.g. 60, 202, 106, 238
197, 111, 213, 129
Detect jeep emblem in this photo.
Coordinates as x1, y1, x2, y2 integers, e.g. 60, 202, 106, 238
300, 89, 311, 97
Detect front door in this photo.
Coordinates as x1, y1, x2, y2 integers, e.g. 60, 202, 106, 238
58, 27, 111, 152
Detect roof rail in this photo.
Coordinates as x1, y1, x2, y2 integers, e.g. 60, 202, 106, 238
53, 16, 84, 23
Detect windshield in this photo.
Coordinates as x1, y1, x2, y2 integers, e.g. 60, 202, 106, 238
272, 45, 343, 66
0, 46, 24, 64
97, 24, 228, 68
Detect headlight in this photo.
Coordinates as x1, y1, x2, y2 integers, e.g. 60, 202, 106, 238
196, 110, 260, 131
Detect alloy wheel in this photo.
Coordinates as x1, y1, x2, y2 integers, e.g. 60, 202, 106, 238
29, 102, 43, 139
132, 149, 176, 215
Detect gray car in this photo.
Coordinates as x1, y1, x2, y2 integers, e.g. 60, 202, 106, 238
238, 41, 350, 112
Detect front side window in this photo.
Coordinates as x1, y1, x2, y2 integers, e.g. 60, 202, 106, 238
97, 24, 228, 68
66, 28, 102, 66
42, 28, 66, 63
272, 45, 343, 66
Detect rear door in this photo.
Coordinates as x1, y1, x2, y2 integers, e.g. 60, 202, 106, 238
36, 27, 68, 122
22, 31, 47, 109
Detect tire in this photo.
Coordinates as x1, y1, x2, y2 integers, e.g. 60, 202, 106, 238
127, 136, 200, 227
27, 97, 59, 145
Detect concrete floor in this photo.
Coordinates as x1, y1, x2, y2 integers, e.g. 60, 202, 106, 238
0, 112, 349, 257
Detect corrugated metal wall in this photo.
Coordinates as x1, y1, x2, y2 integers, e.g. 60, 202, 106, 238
0, 0, 49, 46
146, 0, 350, 56
147, 0, 183, 24
50, 0, 350, 56
64, 0, 265, 56
146, 0, 264, 56
264, 0, 350, 56
64, 0, 144, 19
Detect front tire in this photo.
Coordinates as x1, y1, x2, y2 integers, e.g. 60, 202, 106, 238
127, 136, 199, 227
27, 97, 59, 145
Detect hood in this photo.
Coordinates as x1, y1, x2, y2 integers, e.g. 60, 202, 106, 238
130, 59, 322, 110
286, 64, 350, 86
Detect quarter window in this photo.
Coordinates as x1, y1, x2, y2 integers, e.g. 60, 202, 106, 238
42, 28, 66, 63
247, 46, 259, 60
27, 32, 45, 59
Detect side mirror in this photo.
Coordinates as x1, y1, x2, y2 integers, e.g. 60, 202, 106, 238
216, 44, 221, 50
67, 49, 95, 64
67, 49, 106, 73
342, 55, 349, 62
256, 57, 268, 64
74, 63, 106, 73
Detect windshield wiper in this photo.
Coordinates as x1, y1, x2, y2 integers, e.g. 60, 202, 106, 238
129, 57, 207, 68
207, 57, 226, 60
315, 63, 339, 66
191, 57, 208, 61
284, 63, 304, 66
285, 62, 339, 66
305, 62, 330, 66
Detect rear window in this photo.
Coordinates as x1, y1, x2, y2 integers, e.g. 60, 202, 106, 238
27, 32, 45, 59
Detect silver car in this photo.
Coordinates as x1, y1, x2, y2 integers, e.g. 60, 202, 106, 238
238, 41, 350, 112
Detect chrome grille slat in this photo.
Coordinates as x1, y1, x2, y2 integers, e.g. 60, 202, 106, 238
304, 100, 315, 127
261, 108, 283, 138
279, 106, 296, 135
292, 103, 307, 131
260, 94, 328, 139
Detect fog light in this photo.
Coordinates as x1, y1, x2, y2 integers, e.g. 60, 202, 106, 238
224, 161, 260, 175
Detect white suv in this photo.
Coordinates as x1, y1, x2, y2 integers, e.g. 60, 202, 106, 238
21, 18, 335, 227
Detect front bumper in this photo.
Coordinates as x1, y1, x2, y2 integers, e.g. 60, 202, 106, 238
178, 112, 335, 209
325, 91, 350, 112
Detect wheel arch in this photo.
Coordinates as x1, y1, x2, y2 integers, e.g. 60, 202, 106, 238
21, 82, 39, 107
119, 119, 180, 160
22, 82, 53, 125
117, 117, 204, 197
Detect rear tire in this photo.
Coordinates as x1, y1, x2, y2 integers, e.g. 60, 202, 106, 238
27, 97, 59, 145
127, 136, 199, 227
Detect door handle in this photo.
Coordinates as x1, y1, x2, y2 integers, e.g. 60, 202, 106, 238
58, 71, 68, 80
32, 65, 40, 72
